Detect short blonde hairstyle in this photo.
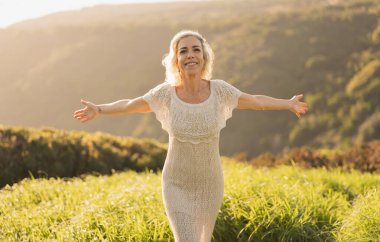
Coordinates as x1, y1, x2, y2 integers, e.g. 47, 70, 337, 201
162, 30, 214, 86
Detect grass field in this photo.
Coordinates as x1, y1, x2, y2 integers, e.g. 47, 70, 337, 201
1, 158, 379, 241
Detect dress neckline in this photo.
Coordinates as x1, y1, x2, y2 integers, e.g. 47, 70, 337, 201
172, 80, 214, 106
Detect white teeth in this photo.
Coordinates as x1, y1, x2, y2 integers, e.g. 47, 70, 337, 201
186, 62, 197, 66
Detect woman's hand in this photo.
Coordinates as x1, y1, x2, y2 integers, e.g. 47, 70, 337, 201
73, 99, 100, 123
289, 94, 308, 119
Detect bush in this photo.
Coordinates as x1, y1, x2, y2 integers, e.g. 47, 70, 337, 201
249, 140, 380, 173
0, 125, 167, 188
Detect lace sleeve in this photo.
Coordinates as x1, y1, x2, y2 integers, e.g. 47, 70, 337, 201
216, 79, 243, 122
143, 82, 171, 131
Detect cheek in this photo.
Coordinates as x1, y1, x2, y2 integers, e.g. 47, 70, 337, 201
200, 55, 205, 65
199, 53, 205, 62
176, 56, 182, 68
177, 55, 185, 65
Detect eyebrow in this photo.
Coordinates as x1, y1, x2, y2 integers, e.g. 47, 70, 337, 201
179, 45, 201, 50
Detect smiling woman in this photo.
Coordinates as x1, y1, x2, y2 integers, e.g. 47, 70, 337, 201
73, 30, 308, 242
161, 30, 214, 87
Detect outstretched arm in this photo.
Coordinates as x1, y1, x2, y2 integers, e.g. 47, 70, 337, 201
73, 97, 151, 123
237, 93, 308, 118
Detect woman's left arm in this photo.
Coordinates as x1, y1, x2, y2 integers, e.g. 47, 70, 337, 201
236, 93, 308, 119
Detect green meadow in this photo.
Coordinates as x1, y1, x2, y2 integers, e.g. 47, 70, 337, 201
1, 158, 379, 242
1, 0, 380, 241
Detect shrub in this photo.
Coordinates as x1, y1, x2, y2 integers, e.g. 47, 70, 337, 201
250, 140, 380, 172
0, 125, 167, 188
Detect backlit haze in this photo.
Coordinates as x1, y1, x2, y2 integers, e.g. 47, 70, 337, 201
0, 0, 188, 28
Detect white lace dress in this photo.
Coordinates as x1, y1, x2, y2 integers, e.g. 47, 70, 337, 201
143, 79, 242, 242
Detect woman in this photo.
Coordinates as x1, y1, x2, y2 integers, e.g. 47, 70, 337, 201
73, 30, 308, 242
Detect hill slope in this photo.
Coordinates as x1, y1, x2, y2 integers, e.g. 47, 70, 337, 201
0, 0, 379, 157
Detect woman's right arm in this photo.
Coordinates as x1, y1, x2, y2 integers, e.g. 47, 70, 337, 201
73, 97, 151, 123
97, 97, 152, 114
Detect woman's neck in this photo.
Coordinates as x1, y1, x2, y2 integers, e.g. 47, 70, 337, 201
178, 74, 204, 94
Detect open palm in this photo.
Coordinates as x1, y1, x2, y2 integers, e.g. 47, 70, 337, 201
290, 94, 308, 119
73, 100, 99, 123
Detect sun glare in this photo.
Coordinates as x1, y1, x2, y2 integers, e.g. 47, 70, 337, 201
0, 0, 181, 28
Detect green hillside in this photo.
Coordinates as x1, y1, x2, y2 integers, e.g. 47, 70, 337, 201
0, 0, 379, 157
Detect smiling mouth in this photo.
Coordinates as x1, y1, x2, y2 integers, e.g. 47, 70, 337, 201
185, 62, 198, 67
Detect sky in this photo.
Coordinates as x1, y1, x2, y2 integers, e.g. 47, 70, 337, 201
0, 0, 182, 28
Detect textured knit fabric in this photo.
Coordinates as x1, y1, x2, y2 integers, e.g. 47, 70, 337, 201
143, 79, 242, 242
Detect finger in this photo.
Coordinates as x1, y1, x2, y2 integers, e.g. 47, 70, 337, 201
299, 104, 307, 110
76, 117, 85, 122
75, 114, 86, 119
77, 114, 87, 120
74, 112, 86, 117
79, 117, 88, 122
74, 109, 86, 115
82, 100, 96, 110
81, 100, 88, 106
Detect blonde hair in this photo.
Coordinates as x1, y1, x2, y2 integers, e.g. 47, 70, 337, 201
162, 30, 214, 86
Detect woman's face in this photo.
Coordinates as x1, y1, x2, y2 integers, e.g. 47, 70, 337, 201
177, 36, 204, 77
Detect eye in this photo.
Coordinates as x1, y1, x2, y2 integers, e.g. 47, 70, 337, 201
179, 49, 187, 54
194, 48, 201, 52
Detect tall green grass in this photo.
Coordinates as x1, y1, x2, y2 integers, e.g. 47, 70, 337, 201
219, 159, 380, 241
1, 158, 379, 241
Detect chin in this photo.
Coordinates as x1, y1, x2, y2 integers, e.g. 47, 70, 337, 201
188, 71, 201, 75
184, 68, 202, 76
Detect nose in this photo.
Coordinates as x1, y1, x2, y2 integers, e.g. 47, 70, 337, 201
186, 50, 195, 58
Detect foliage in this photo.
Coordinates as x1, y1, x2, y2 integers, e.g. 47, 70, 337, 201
0, 125, 167, 188
0, 159, 379, 241
2, 125, 380, 189
250, 139, 380, 173
336, 189, 380, 241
